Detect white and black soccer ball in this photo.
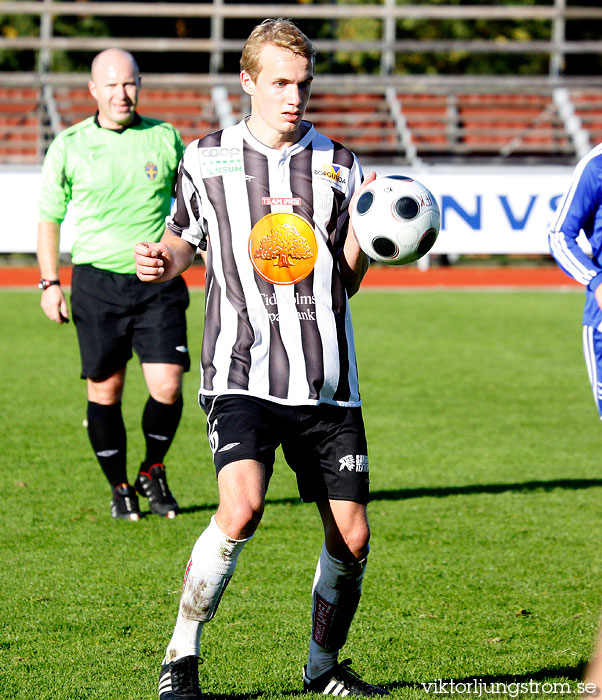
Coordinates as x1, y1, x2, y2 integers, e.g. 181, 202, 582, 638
351, 175, 440, 265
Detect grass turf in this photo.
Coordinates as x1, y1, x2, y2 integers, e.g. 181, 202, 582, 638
1, 288, 602, 699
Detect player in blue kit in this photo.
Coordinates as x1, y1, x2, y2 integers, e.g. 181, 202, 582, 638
550, 143, 602, 415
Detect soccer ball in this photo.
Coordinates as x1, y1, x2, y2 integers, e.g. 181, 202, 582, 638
351, 175, 440, 265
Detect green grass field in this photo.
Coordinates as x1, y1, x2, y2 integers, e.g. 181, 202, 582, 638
2, 288, 602, 699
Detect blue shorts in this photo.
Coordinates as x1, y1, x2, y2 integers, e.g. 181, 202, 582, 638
201, 394, 370, 504
71, 264, 190, 380
582, 324, 602, 418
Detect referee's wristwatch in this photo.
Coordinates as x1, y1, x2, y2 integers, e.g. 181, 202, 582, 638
38, 278, 60, 291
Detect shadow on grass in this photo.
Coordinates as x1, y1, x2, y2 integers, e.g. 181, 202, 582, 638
203, 695, 276, 699
178, 478, 602, 515
181, 662, 588, 698
369, 478, 602, 503
201, 691, 305, 699
179, 503, 219, 515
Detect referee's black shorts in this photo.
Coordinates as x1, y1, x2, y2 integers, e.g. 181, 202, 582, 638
71, 264, 190, 381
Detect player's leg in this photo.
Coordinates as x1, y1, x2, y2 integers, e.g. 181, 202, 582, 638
285, 404, 388, 696
582, 324, 602, 419
135, 362, 185, 518
133, 276, 190, 518
159, 396, 278, 699
159, 459, 265, 700
311, 499, 369, 668
303, 500, 387, 696
168, 458, 266, 660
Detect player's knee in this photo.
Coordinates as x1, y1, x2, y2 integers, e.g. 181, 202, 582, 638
217, 501, 264, 540
327, 522, 370, 562
344, 525, 370, 560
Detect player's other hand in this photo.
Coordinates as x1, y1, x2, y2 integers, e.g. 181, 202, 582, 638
134, 241, 170, 282
355, 171, 377, 201
348, 171, 377, 248
40, 284, 69, 324
350, 171, 377, 243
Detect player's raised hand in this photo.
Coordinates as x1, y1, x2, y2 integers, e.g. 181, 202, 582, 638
349, 171, 377, 243
340, 171, 377, 297
134, 241, 170, 281
352, 171, 377, 206
40, 284, 69, 324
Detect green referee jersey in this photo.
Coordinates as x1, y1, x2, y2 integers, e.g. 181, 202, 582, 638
38, 114, 185, 274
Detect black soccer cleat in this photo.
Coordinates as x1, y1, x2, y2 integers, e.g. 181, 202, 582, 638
158, 655, 203, 699
303, 659, 390, 697
135, 463, 180, 518
110, 483, 141, 521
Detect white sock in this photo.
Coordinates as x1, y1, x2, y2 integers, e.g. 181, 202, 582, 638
164, 515, 251, 663
305, 543, 367, 680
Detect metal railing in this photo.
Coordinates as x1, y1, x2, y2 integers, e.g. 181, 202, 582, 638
0, 1, 597, 77
2, 1, 602, 165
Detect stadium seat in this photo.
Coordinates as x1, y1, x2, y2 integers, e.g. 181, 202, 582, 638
304, 90, 402, 158
0, 87, 42, 164
568, 90, 602, 149
0, 82, 586, 165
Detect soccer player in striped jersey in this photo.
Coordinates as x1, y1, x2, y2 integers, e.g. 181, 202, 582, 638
135, 19, 389, 698
549, 144, 602, 418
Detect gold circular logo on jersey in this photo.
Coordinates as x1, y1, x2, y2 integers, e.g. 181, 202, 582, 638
249, 212, 317, 285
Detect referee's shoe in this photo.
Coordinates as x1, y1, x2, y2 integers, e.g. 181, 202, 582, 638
303, 659, 389, 696
135, 463, 181, 518
110, 483, 141, 521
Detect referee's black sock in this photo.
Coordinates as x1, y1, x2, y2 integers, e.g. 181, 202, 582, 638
141, 395, 183, 469
86, 401, 128, 489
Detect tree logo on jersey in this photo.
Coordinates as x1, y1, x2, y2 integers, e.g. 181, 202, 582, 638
249, 212, 317, 285
145, 161, 158, 181
255, 224, 312, 267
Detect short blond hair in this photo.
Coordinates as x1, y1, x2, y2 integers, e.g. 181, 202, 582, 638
240, 18, 315, 80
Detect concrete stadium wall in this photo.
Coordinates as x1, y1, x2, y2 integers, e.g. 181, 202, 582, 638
2, 164, 577, 256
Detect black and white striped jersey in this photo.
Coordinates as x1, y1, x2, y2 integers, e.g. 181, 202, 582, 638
167, 118, 364, 407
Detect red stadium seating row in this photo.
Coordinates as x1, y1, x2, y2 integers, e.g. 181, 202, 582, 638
305, 91, 401, 155
0, 87, 42, 163
52, 87, 221, 142
3, 84, 602, 164
569, 91, 602, 148
397, 92, 572, 157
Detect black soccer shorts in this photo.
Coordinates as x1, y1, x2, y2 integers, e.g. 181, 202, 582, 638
201, 394, 370, 504
71, 264, 190, 380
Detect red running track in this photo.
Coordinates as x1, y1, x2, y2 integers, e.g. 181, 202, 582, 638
1, 265, 581, 289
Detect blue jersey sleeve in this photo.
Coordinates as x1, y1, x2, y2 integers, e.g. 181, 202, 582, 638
549, 151, 602, 291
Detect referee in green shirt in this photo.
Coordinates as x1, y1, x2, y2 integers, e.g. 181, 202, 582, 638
37, 48, 189, 521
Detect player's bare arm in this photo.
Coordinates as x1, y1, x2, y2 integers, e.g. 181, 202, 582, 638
135, 229, 196, 282
37, 220, 69, 324
339, 171, 377, 297
595, 283, 602, 311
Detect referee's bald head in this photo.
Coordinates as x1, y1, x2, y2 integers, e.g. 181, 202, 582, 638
88, 48, 140, 129
91, 49, 140, 85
